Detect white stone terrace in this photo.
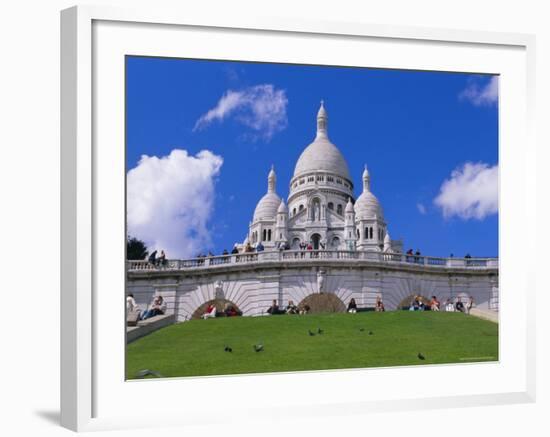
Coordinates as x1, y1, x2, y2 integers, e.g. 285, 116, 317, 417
127, 250, 498, 273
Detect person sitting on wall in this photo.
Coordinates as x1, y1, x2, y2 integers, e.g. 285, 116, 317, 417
202, 303, 217, 319
455, 297, 466, 313
256, 241, 265, 252
375, 295, 385, 312
430, 296, 440, 311
347, 298, 358, 314
444, 299, 454, 312
141, 295, 167, 320
267, 299, 280, 315
285, 300, 298, 314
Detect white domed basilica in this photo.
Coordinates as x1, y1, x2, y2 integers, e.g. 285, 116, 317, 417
247, 102, 403, 253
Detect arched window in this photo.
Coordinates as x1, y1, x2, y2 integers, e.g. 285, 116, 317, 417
263, 229, 267, 241
293, 208, 296, 216
299, 204, 304, 211
337, 204, 343, 215
357, 229, 360, 239
328, 202, 334, 210
370, 227, 373, 239
268, 229, 272, 241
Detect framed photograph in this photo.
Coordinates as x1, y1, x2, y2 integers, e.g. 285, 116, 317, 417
61, 5, 536, 432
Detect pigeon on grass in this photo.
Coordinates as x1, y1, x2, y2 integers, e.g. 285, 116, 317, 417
135, 369, 163, 379
308, 330, 316, 336
317, 328, 324, 335
224, 346, 232, 353
417, 353, 425, 360
253, 344, 264, 352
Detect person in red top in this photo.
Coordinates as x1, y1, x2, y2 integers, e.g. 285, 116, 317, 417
202, 303, 217, 319
430, 296, 440, 311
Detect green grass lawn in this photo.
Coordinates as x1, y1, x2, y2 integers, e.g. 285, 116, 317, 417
126, 311, 498, 379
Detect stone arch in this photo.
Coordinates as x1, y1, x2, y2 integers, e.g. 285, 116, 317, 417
397, 294, 431, 310
191, 298, 242, 320
298, 293, 346, 314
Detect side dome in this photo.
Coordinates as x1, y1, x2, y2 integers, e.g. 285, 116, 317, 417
354, 191, 383, 219
355, 164, 384, 219
293, 101, 351, 180
253, 165, 281, 221
253, 192, 282, 221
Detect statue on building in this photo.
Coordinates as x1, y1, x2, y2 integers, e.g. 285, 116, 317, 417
317, 269, 325, 293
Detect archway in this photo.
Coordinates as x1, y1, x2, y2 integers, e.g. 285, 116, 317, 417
311, 233, 321, 250
397, 294, 431, 310
298, 293, 346, 314
191, 299, 242, 319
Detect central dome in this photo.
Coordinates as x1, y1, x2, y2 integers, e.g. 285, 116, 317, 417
293, 102, 351, 180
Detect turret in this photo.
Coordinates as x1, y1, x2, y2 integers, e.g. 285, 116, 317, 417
275, 200, 289, 245
344, 197, 357, 251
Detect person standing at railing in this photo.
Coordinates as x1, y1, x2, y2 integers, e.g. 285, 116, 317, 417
157, 250, 166, 267
256, 241, 264, 252
231, 245, 239, 254
148, 250, 157, 266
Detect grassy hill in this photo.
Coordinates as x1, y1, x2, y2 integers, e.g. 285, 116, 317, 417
126, 311, 498, 379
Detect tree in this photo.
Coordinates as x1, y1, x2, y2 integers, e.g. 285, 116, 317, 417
127, 236, 148, 260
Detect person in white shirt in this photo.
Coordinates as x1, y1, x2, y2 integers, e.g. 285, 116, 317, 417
141, 295, 167, 320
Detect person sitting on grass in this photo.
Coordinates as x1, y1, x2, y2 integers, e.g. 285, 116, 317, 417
430, 295, 440, 311
298, 304, 310, 315
285, 300, 298, 314
375, 295, 385, 312
409, 296, 420, 311
347, 298, 358, 314
455, 297, 465, 313
267, 299, 280, 315
444, 298, 454, 312
141, 295, 166, 320
223, 303, 238, 317
202, 303, 217, 319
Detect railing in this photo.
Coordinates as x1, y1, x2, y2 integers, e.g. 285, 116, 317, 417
127, 250, 498, 272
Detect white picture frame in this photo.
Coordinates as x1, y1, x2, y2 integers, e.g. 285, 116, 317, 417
60, 5, 536, 432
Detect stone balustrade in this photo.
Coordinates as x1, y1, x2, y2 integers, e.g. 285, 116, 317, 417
127, 250, 498, 272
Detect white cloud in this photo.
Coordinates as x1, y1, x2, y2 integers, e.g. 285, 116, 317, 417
459, 76, 499, 106
194, 84, 288, 141
127, 149, 223, 258
434, 162, 498, 220
416, 203, 427, 214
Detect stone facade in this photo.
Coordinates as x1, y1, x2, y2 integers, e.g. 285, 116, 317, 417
127, 253, 498, 322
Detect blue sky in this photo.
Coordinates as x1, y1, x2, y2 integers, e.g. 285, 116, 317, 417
126, 56, 498, 259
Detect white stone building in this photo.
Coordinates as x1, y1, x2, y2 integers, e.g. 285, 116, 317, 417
247, 102, 402, 253
127, 103, 498, 322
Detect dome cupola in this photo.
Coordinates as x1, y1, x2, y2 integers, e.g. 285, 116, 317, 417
253, 166, 282, 221
292, 101, 351, 181
355, 164, 383, 220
